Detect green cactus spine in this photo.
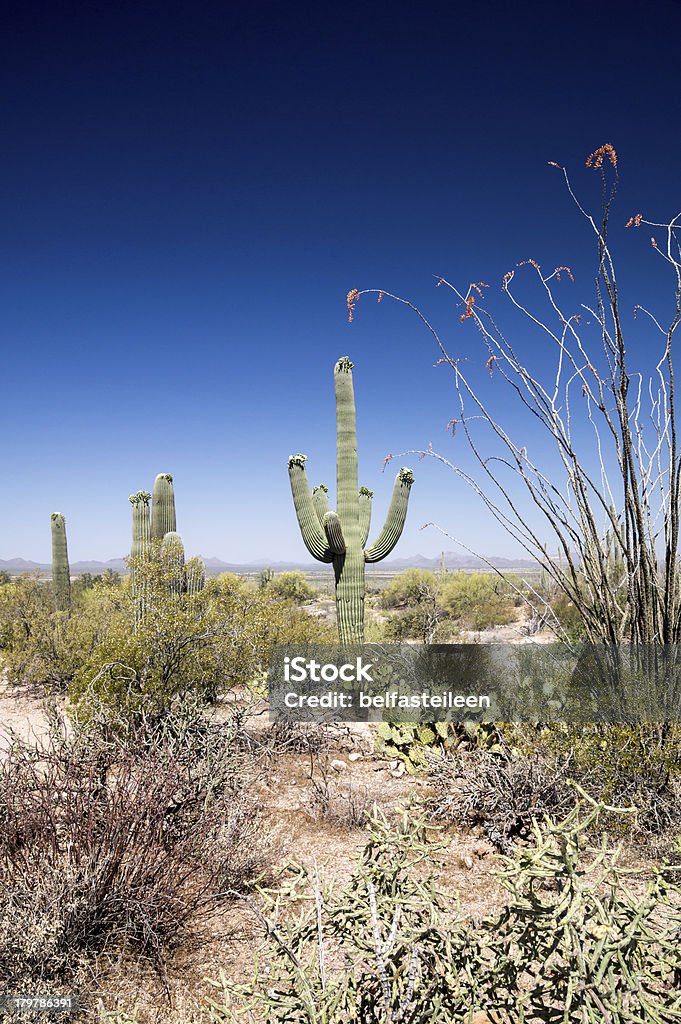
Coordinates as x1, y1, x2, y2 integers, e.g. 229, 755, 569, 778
288, 357, 414, 643
50, 513, 71, 610
151, 473, 177, 541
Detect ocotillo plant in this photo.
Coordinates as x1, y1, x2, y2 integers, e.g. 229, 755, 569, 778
150, 473, 177, 541
288, 356, 414, 643
50, 513, 71, 610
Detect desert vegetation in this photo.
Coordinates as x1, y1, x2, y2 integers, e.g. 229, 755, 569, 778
2, 147, 681, 1023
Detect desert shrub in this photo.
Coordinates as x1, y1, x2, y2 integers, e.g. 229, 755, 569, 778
70, 562, 335, 716
0, 698, 269, 989
550, 591, 587, 642
205, 797, 681, 1023
520, 722, 681, 838
439, 571, 516, 631
268, 570, 317, 604
379, 569, 440, 609
430, 723, 681, 847
304, 750, 372, 827
428, 742, 578, 852
0, 575, 127, 691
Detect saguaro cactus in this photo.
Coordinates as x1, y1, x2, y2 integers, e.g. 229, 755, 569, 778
129, 491, 151, 558
129, 491, 151, 598
288, 357, 414, 643
151, 473, 177, 541
186, 555, 206, 598
161, 530, 186, 596
50, 512, 71, 610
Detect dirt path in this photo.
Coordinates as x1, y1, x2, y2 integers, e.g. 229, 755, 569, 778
0, 677, 54, 750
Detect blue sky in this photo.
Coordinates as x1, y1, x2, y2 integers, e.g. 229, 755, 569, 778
3, 0, 681, 563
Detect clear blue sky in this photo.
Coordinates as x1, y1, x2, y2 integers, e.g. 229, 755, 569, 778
3, 0, 681, 563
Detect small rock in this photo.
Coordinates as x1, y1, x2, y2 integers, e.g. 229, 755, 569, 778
329, 759, 347, 772
348, 752, 362, 762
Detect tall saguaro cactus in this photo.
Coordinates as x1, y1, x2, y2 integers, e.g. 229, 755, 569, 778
288, 357, 414, 643
129, 491, 151, 599
50, 512, 71, 610
151, 473, 177, 541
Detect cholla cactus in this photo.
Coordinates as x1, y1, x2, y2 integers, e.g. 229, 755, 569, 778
50, 513, 71, 610
288, 357, 414, 643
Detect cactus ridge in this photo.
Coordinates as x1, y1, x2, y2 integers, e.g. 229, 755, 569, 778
288, 357, 413, 642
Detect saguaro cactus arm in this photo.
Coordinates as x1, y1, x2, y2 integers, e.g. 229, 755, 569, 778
359, 486, 373, 548
288, 455, 333, 562
364, 469, 414, 563
334, 357, 359, 528
323, 511, 346, 554
312, 484, 330, 526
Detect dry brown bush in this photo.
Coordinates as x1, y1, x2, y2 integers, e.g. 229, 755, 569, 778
0, 699, 270, 990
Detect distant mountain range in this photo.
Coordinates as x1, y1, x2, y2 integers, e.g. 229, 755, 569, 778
0, 552, 538, 576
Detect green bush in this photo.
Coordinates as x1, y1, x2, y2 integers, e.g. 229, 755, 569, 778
268, 570, 317, 604
0, 574, 126, 691
517, 722, 681, 838
70, 562, 335, 717
551, 591, 587, 642
379, 569, 440, 609
439, 571, 516, 631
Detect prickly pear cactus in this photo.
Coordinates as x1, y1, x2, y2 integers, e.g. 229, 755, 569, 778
288, 358, 413, 643
375, 720, 458, 773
